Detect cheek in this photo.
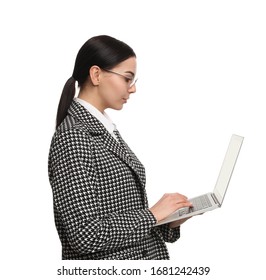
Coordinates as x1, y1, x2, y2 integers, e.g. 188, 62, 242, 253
106, 84, 125, 99
100, 89, 121, 108
100, 81, 126, 107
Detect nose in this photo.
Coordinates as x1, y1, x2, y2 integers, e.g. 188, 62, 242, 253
128, 84, 136, 94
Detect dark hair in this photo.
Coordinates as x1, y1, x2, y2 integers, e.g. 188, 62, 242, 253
56, 35, 136, 128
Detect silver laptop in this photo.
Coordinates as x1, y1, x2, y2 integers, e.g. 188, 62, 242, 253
156, 134, 244, 226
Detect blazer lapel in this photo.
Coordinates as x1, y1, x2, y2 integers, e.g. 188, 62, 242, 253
101, 129, 146, 189
68, 101, 146, 189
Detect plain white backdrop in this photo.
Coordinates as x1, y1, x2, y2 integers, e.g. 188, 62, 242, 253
1, 0, 265, 279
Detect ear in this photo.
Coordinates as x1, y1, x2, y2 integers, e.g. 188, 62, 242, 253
89, 65, 101, 86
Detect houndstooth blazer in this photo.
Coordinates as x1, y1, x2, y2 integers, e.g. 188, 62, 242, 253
48, 100, 180, 260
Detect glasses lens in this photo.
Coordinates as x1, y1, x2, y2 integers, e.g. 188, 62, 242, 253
129, 77, 138, 88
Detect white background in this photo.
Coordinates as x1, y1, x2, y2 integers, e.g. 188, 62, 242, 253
1, 0, 265, 279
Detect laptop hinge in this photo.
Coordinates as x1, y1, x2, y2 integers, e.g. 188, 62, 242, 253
211, 193, 220, 206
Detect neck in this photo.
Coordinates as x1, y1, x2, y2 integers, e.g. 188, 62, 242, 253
78, 86, 105, 113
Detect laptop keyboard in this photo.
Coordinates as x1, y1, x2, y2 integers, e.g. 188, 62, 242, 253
179, 195, 212, 216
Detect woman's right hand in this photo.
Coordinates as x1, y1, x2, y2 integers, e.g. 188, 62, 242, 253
149, 193, 192, 223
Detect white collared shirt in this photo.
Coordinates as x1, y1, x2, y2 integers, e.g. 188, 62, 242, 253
75, 98, 118, 140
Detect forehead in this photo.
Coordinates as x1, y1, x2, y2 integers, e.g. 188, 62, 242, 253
113, 57, 137, 73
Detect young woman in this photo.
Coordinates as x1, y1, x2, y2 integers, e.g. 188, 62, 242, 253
48, 35, 192, 260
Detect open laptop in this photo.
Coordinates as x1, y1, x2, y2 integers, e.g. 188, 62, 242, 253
156, 134, 244, 226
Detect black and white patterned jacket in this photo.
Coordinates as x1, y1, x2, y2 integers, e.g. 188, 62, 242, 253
48, 100, 180, 259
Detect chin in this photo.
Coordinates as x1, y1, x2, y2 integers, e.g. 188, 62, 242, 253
111, 104, 124, 111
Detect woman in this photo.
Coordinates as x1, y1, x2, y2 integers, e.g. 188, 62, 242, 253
48, 35, 192, 260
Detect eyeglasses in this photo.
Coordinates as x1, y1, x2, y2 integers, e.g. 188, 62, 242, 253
101, 68, 138, 89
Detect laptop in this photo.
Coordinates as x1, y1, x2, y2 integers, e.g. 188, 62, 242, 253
156, 134, 244, 226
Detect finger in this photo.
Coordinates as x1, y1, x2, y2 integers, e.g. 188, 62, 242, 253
174, 193, 188, 200
176, 198, 191, 205
176, 201, 193, 209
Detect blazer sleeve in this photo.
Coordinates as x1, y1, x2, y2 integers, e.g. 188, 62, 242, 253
156, 224, 180, 243
48, 129, 157, 255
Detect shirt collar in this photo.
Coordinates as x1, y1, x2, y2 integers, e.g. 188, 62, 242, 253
75, 98, 116, 135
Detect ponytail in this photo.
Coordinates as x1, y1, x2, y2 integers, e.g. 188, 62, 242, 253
56, 77, 76, 128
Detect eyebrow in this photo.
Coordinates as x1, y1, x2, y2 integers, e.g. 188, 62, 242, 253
124, 71, 135, 77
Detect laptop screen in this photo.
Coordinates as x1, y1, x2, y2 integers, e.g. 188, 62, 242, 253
213, 134, 244, 205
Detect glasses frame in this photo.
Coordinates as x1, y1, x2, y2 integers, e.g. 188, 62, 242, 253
101, 68, 138, 88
